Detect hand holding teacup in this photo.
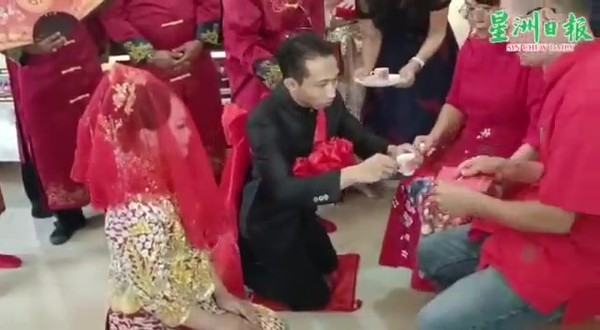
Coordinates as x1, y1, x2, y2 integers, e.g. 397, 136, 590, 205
413, 135, 438, 156
387, 144, 423, 176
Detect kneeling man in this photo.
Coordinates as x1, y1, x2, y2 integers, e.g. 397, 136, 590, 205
241, 33, 414, 311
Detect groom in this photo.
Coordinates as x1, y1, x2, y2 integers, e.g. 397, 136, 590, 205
240, 33, 416, 311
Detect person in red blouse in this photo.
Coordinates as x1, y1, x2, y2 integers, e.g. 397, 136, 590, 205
378, 0, 545, 280
416, 0, 600, 329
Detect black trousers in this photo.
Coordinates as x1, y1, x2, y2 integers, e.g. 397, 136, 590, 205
242, 215, 339, 311
20, 161, 44, 208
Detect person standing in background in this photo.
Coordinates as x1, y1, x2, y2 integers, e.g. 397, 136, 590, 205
99, 0, 228, 178
3, 15, 105, 245
5, 60, 52, 220
357, 0, 458, 144
222, 0, 325, 113
326, 0, 380, 198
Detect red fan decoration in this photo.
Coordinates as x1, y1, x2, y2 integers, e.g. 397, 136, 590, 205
0, 0, 103, 51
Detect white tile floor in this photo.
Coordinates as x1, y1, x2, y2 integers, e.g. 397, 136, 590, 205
0, 5, 470, 329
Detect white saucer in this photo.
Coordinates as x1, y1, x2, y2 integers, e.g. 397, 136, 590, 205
355, 74, 403, 88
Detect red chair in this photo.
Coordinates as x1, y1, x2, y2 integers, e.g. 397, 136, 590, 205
0, 185, 22, 270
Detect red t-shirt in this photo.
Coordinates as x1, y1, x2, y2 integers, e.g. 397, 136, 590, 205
480, 40, 600, 315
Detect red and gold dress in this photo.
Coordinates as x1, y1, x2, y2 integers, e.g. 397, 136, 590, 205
72, 65, 285, 329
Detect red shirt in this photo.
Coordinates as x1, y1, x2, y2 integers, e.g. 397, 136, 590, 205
480, 40, 600, 315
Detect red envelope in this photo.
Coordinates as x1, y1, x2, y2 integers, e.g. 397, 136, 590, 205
436, 167, 493, 193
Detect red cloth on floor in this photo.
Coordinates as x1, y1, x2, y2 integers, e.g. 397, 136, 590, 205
318, 217, 337, 233
251, 254, 362, 312
0, 255, 22, 270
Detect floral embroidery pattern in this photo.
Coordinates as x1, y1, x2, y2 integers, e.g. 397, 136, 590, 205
106, 195, 215, 327
197, 22, 221, 45
123, 39, 154, 64
476, 128, 492, 140
112, 81, 137, 115
255, 59, 282, 89
107, 296, 289, 330
45, 183, 89, 210
0, 4, 25, 25
475, 127, 494, 155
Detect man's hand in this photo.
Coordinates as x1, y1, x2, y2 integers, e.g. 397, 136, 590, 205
172, 40, 204, 69
387, 143, 423, 167
337, 0, 356, 9
353, 153, 398, 183
215, 292, 260, 327
429, 182, 483, 218
148, 50, 179, 70
25, 32, 67, 54
458, 155, 507, 178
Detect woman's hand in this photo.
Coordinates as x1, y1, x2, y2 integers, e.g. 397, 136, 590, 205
215, 292, 261, 327
396, 61, 420, 88
413, 135, 438, 156
212, 313, 260, 330
148, 50, 179, 70
458, 156, 507, 178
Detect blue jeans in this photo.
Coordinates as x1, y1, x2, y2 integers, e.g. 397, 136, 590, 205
417, 225, 563, 329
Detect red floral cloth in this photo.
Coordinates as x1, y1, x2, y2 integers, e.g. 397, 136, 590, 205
293, 110, 356, 177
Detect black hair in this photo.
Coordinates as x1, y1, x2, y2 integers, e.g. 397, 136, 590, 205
555, 0, 591, 15
473, 0, 500, 6
33, 12, 78, 40
275, 33, 335, 84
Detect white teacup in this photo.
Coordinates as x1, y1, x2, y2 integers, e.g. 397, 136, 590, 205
396, 153, 419, 176
372, 67, 389, 80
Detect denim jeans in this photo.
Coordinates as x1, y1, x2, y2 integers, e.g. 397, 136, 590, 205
417, 225, 563, 330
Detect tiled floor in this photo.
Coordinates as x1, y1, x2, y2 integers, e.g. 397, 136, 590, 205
0, 4, 470, 329
1, 162, 434, 330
